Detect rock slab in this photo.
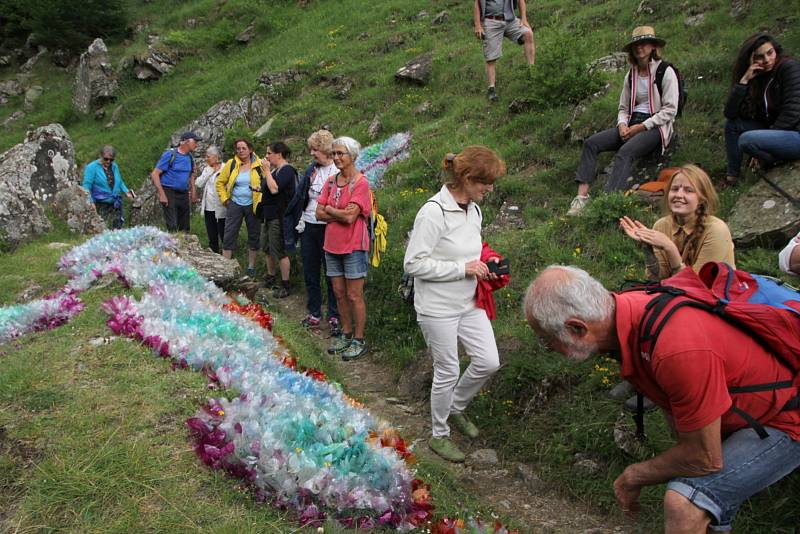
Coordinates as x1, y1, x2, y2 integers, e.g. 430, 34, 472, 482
395, 53, 433, 85
728, 163, 800, 247
173, 233, 242, 288
73, 38, 118, 114
51, 185, 106, 235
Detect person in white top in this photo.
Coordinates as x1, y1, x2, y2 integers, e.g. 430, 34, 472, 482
403, 146, 506, 463
779, 232, 800, 275
194, 146, 226, 253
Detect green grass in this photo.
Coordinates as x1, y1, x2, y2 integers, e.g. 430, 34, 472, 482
1, 0, 800, 530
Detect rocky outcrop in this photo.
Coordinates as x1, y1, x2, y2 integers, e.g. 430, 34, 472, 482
0, 124, 81, 248
51, 185, 105, 235
133, 45, 177, 80
24, 85, 43, 111
130, 179, 161, 228
73, 38, 118, 114
0, 79, 24, 97
257, 69, 304, 97
562, 83, 611, 143
731, 0, 750, 17
20, 46, 47, 73
587, 53, 628, 75
728, 163, 800, 247
395, 53, 433, 85
173, 233, 242, 288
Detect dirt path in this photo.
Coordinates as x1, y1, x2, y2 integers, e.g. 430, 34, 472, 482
267, 289, 631, 534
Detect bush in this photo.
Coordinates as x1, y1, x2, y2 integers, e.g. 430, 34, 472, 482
5, 0, 128, 52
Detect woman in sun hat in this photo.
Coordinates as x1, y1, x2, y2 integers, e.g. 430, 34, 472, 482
567, 26, 680, 216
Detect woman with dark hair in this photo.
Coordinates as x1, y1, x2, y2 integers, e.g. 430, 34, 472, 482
403, 146, 506, 463
567, 26, 679, 216
621, 164, 735, 280
261, 141, 297, 298
216, 138, 263, 276
724, 32, 800, 186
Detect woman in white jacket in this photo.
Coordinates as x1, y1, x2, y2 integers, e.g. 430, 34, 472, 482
567, 26, 679, 216
195, 146, 226, 253
403, 146, 506, 463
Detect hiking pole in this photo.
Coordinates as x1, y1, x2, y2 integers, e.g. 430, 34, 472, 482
634, 392, 646, 441
760, 174, 800, 210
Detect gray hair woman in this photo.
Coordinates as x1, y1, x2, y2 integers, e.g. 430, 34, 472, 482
315, 136, 371, 362
195, 146, 226, 253
81, 145, 134, 229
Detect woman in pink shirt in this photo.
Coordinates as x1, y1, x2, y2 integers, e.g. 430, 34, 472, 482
315, 136, 371, 361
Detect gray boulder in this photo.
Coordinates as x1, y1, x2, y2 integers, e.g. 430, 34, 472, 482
367, 114, 382, 140
130, 179, 162, 228
2, 110, 25, 127
587, 53, 629, 75
562, 82, 611, 143
431, 11, 449, 25
395, 53, 433, 85
684, 13, 706, 27
0, 124, 80, 248
73, 38, 118, 114
236, 22, 256, 43
51, 185, 106, 235
20, 46, 47, 73
133, 45, 177, 80
728, 163, 800, 247
173, 233, 242, 288
24, 85, 43, 111
731, 0, 750, 17
257, 68, 304, 97
0, 55, 10, 67
0, 79, 24, 97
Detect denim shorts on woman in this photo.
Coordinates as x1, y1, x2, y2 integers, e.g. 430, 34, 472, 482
325, 250, 368, 279
666, 426, 800, 531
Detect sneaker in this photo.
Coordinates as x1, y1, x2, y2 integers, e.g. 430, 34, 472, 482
341, 338, 368, 361
263, 274, 278, 288
273, 285, 289, 298
301, 314, 321, 328
328, 316, 342, 337
566, 194, 590, 216
487, 86, 498, 102
449, 413, 479, 439
327, 334, 352, 355
428, 437, 465, 463
245, 267, 256, 277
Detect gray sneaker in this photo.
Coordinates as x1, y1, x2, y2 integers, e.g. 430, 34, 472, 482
341, 339, 368, 361
487, 86, 498, 102
566, 195, 590, 216
327, 334, 352, 355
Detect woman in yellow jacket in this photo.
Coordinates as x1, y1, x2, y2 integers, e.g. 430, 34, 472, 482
216, 138, 264, 276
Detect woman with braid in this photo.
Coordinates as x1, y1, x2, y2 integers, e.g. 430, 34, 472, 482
620, 164, 735, 280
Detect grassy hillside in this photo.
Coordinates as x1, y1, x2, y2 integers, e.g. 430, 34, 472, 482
1, 0, 800, 531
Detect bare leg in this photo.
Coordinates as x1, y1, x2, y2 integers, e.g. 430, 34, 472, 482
331, 276, 351, 335
663, 490, 711, 534
266, 255, 277, 277
485, 60, 497, 87
577, 183, 590, 196
524, 28, 535, 65
247, 249, 257, 270
223, 250, 233, 260
279, 256, 291, 282
345, 278, 366, 338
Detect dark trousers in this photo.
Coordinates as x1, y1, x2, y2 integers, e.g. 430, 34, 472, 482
96, 201, 124, 229
162, 187, 190, 232
203, 210, 225, 254
300, 223, 338, 319
575, 126, 662, 192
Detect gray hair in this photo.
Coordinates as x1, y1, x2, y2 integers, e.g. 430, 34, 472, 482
99, 145, 116, 158
332, 136, 361, 160
205, 146, 221, 159
524, 265, 614, 342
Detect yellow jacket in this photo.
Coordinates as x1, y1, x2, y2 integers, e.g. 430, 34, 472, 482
215, 155, 264, 214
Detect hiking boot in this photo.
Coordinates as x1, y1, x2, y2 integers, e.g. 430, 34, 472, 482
487, 86, 498, 102
449, 413, 479, 439
273, 285, 289, 298
429, 437, 465, 463
301, 314, 321, 329
624, 393, 657, 413
341, 338, 368, 361
245, 267, 256, 277
263, 274, 278, 288
328, 316, 342, 337
566, 195, 590, 216
327, 334, 352, 355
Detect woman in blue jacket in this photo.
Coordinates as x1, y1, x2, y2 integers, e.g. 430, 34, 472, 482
82, 145, 133, 229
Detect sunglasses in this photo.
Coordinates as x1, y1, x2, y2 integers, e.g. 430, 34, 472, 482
331, 151, 350, 158
102, 157, 114, 162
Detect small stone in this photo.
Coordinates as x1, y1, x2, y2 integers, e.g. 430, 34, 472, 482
574, 455, 600, 475
384, 397, 402, 404
46, 242, 71, 249
731, 0, 750, 17
416, 10, 428, 19
236, 22, 256, 43
508, 98, 534, 114
684, 13, 705, 26
588, 52, 629, 74
413, 100, 432, 114
468, 448, 499, 466
334, 79, 352, 99
23, 85, 43, 111
2, 110, 25, 127
186, 18, 198, 28
432, 11, 449, 25
358, 32, 370, 40
367, 114, 382, 139
94, 108, 106, 120
514, 463, 544, 492
395, 53, 433, 85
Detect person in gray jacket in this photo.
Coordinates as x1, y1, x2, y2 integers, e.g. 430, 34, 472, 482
403, 146, 506, 463
473, 0, 535, 102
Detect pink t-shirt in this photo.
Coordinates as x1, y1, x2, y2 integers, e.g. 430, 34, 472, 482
317, 173, 371, 254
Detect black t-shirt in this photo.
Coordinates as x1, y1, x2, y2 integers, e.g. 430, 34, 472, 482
262, 165, 297, 220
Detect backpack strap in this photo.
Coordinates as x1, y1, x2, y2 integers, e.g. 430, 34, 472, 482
654, 61, 670, 100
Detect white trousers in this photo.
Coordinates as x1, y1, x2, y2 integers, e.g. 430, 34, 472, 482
418, 306, 500, 438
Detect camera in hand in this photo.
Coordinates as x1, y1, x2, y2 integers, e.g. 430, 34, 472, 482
487, 258, 510, 275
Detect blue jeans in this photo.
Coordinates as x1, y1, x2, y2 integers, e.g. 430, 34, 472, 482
300, 223, 337, 319
325, 250, 368, 279
725, 118, 800, 177
666, 426, 800, 531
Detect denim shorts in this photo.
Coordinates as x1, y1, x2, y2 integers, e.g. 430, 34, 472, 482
325, 250, 368, 279
666, 426, 800, 531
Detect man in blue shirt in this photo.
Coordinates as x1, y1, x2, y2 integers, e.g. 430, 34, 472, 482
151, 131, 201, 232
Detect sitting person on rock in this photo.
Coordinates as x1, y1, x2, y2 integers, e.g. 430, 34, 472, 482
723, 32, 800, 186
82, 145, 133, 229
620, 164, 735, 281
779, 232, 800, 275
568, 26, 679, 216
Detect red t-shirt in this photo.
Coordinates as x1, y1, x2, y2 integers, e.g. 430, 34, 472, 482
317, 173, 371, 254
614, 292, 800, 440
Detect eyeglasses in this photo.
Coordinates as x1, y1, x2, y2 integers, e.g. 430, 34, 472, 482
102, 157, 114, 162
331, 151, 350, 158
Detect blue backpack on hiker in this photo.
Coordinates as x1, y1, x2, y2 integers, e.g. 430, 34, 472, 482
622, 262, 800, 439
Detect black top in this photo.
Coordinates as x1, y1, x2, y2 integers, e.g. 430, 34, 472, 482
724, 57, 800, 131
262, 165, 297, 220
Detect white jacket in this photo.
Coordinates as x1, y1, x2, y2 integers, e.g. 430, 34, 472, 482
617, 59, 679, 153
403, 185, 483, 317
195, 165, 226, 218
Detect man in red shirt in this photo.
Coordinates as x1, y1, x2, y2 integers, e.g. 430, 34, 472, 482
523, 265, 800, 532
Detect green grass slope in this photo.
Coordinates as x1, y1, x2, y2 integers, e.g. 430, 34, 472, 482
1, 0, 799, 531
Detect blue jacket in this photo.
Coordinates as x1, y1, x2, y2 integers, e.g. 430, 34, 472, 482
82, 159, 129, 204
282, 162, 316, 253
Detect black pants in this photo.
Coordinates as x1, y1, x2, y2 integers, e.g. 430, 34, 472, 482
162, 187, 190, 232
204, 210, 225, 254
300, 222, 338, 319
